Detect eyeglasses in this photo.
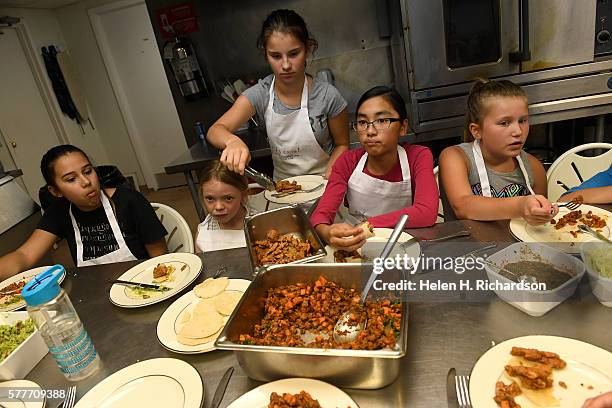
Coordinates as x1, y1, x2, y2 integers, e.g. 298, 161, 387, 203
352, 118, 402, 132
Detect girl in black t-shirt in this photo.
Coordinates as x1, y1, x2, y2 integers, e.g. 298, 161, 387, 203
0, 145, 168, 279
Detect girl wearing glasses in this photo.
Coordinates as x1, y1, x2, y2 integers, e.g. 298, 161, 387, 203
207, 9, 349, 180
439, 79, 556, 224
310, 86, 438, 251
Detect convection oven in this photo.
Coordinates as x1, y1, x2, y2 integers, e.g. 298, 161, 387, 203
392, 0, 612, 140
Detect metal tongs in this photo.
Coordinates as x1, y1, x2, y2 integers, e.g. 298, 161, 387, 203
244, 166, 275, 191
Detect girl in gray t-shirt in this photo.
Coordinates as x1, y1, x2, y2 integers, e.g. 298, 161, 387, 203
206, 9, 349, 180
439, 79, 558, 225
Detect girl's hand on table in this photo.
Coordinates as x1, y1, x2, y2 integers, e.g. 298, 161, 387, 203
583, 391, 612, 408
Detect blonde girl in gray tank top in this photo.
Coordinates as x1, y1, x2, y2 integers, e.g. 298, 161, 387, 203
438, 79, 558, 225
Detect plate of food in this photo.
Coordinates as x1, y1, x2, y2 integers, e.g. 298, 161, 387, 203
74, 358, 203, 408
319, 226, 421, 264
264, 175, 327, 204
157, 277, 250, 353
0, 266, 64, 312
509, 204, 611, 252
0, 380, 46, 407
226, 378, 358, 408
109, 253, 202, 308
470, 335, 612, 408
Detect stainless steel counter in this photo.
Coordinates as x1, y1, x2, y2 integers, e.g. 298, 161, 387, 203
25, 219, 612, 407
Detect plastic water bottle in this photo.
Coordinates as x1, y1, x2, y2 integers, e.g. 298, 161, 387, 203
22, 265, 101, 381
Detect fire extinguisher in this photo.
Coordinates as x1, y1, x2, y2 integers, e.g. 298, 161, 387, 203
163, 35, 208, 100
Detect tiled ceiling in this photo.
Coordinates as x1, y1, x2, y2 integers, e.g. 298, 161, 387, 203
0, 0, 77, 9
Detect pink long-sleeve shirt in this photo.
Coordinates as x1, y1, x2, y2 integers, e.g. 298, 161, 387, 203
310, 143, 439, 228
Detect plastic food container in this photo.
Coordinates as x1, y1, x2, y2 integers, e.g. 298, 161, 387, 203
580, 242, 612, 307
484, 242, 585, 316
0, 311, 47, 380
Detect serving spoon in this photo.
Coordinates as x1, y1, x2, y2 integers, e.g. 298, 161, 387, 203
333, 214, 409, 344
480, 258, 538, 285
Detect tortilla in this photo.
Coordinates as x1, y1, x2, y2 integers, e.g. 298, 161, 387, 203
358, 221, 375, 239
193, 298, 216, 316
180, 310, 191, 324
178, 312, 222, 339
214, 291, 243, 316
177, 327, 222, 346
194, 277, 229, 299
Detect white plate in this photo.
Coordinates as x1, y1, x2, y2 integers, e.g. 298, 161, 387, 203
0, 266, 65, 312
156, 278, 250, 354
510, 205, 611, 252
227, 378, 358, 408
319, 228, 421, 264
264, 175, 327, 204
470, 335, 612, 408
74, 358, 203, 408
109, 254, 202, 308
0, 379, 45, 408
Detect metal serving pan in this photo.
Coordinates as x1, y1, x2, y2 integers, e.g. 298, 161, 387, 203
244, 206, 327, 275
215, 263, 409, 389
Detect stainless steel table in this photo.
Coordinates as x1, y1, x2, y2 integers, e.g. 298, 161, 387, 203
26, 219, 612, 407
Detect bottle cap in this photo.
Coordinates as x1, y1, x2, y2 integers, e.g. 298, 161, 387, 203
22, 265, 65, 306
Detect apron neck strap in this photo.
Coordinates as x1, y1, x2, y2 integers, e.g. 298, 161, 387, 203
356, 145, 410, 181
472, 140, 534, 197
268, 75, 309, 109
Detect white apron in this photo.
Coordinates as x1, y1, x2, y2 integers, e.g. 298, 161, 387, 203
472, 140, 535, 197
346, 145, 413, 218
196, 214, 247, 252
265, 76, 329, 180
69, 191, 137, 267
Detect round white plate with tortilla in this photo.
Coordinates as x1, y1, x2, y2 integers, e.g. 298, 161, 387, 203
510, 205, 611, 252
227, 378, 358, 408
0, 266, 65, 312
74, 358, 203, 408
470, 335, 612, 408
157, 278, 250, 354
109, 253, 202, 308
319, 227, 421, 264
264, 175, 327, 205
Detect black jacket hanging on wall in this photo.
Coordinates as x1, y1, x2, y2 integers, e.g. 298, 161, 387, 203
41, 45, 81, 123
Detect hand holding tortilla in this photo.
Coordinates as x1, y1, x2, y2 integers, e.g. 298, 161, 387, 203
320, 223, 368, 252
358, 221, 375, 239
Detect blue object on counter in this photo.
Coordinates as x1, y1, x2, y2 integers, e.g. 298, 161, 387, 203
22, 265, 63, 306
195, 121, 209, 152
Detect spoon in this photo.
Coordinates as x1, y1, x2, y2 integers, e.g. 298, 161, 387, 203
333, 214, 409, 344
481, 258, 538, 285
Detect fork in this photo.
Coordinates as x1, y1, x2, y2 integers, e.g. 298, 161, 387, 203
213, 266, 228, 278
557, 200, 582, 210
62, 386, 76, 408
455, 374, 472, 408
271, 183, 324, 198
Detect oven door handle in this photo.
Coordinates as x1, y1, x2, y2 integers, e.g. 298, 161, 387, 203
509, 0, 531, 62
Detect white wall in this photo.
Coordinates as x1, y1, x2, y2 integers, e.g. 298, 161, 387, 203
0, 7, 110, 167
54, 0, 146, 185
